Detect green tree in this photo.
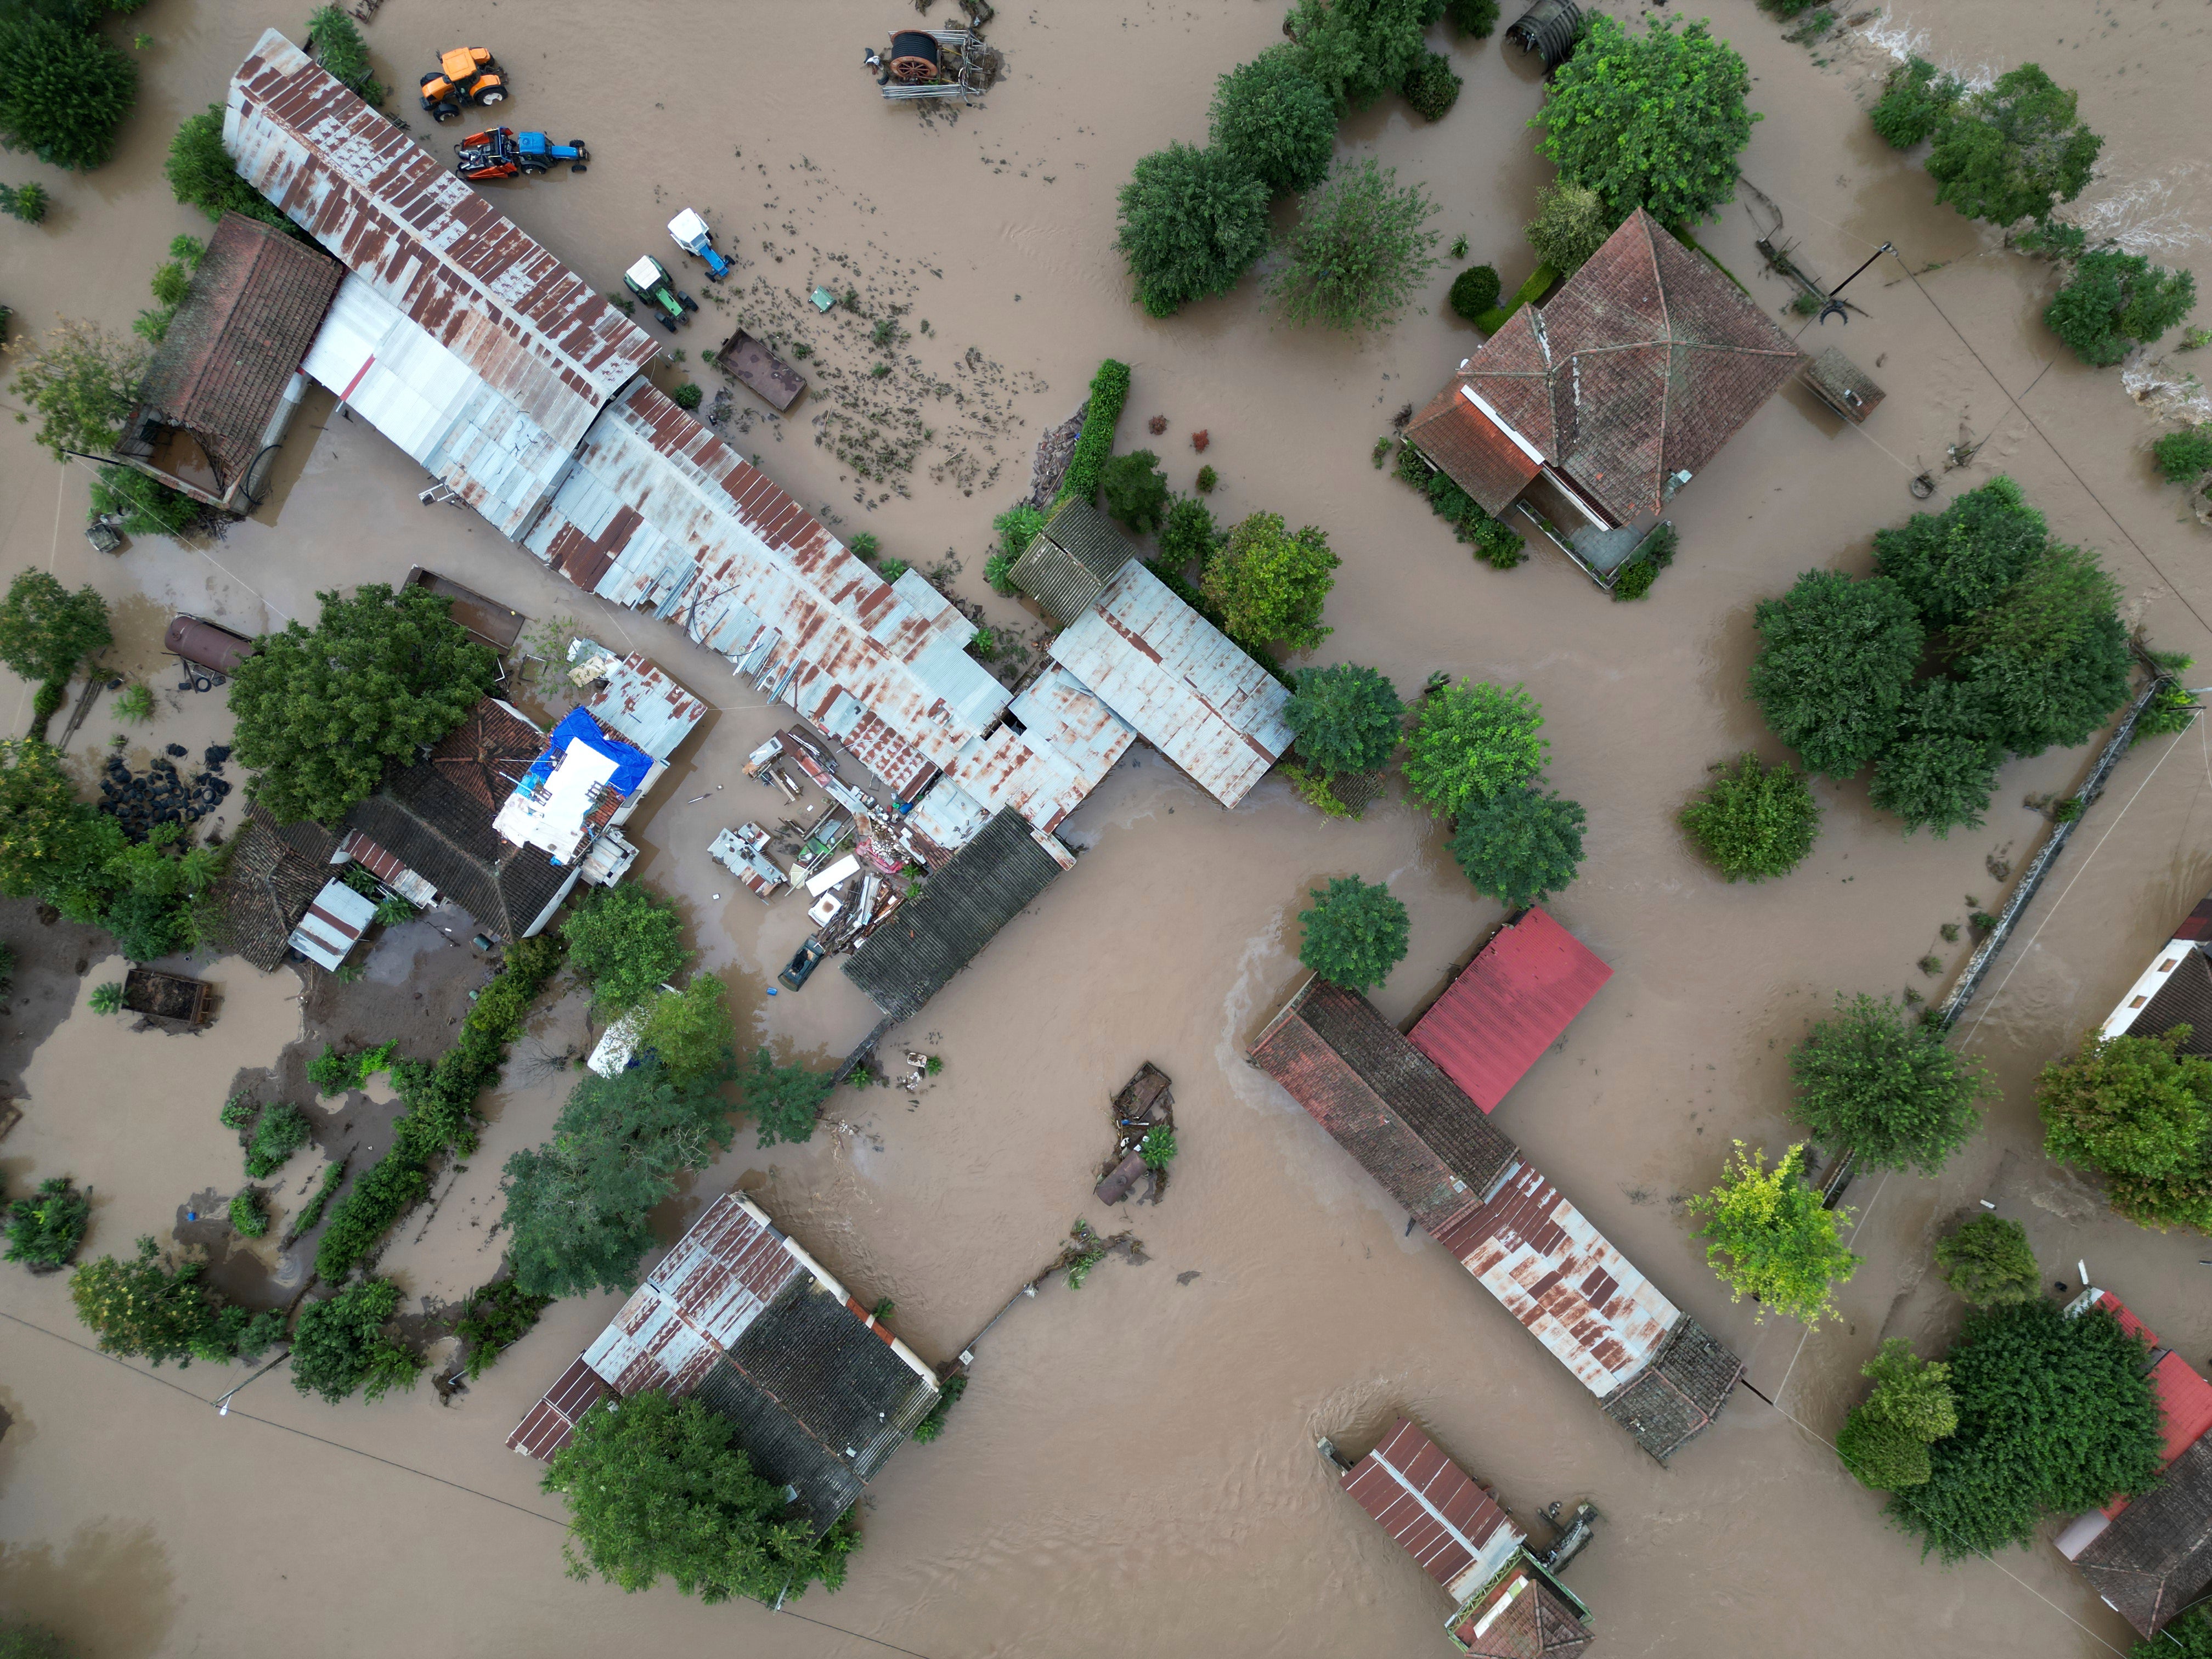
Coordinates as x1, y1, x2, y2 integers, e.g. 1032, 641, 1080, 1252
1208, 47, 1337, 196
1532, 14, 1757, 227
636, 972, 735, 1085
1791, 995, 1992, 1175
1447, 264, 1500, 323
1444, 0, 1498, 37
68, 1235, 284, 1367
1297, 875, 1409, 991
1523, 180, 1613, 275
1925, 65, 2101, 228
1836, 1408, 1933, 1491
2153, 427, 2212, 484
1870, 474, 2049, 631
2046, 247, 2197, 368
306, 4, 382, 103
1838, 1339, 1957, 1490
1400, 49, 1460, 122
1285, 664, 1402, 776
1959, 608, 2131, 759
1932, 1214, 2040, 1307
1869, 678, 2003, 838
289, 1277, 421, 1404
2038, 1026, 2212, 1231
165, 104, 292, 228
1156, 495, 1219, 572
1269, 159, 1441, 334
1685, 1142, 1861, 1325
6, 318, 143, 462
0, 740, 91, 899
1099, 449, 1169, 534
1285, 0, 1440, 113
1888, 1299, 2164, 1558
0, 570, 110, 687
1869, 55, 1963, 149
543, 1390, 855, 1603
734, 1047, 833, 1148
0, 10, 138, 171
562, 882, 692, 1015
89, 464, 200, 537
1748, 569, 1923, 778
2134, 1611, 2212, 1659
1403, 680, 1547, 818
1201, 510, 1339, 652
1679, 753, 1821, 882
5, 1175, 89, 1268
1448, 788, 1586, 909
1115, 143, 1271, 319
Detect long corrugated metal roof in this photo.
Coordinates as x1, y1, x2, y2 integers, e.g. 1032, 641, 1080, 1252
1408, 909, 1613, 1115
1342, 1419, 1522, 1602
1048, 562, 1293, 809
1007, 665, 1138, 795
574, 646, 707, 763
225, 30, 656, 455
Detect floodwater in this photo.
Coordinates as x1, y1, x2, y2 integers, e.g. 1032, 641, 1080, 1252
3, 1, 2211, 1654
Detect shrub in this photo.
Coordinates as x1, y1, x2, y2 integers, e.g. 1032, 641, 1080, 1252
562, 882, 692, 1014
1140, 1125, 1178, 1168
1932, 1215, 2039, 1307
1747, 569, 1922, 778
90, 465, 200, 539
88, 981, 125, 1015
1298, 876, 1410, 991
1286, 664, 1403, 776
1870, 474, 2047, 630
1403, 680, 1547, 818
983, 551, 1018, 594
1449, 788, 1586, 909
1533, 14, 1757, 227
2046, 248, 2197, 368
307, 1044, 359, 1095
1837, 1339, 1957, 1490
1448, 264, 1501, 323
290, 1158, 346, 1236
1524, 181, 1613, 276
228, 1187, 269, 1238
165, 105, 291, 229
70, 1235, 284, 1366
876, 558, 909, 583
1115, 143, 1271, 319
669, 381, 704, 411
1201, 511, 1339, 652
1445, 0, 1499, 37
1685, 1142, 1861, 1325
1194, 464, 1217, 494
1837, 1408, 1933, 1490
290, 1277, 421, 1404
1679, 753, 1821, 882
1269, 160, 1441, 335
306, 5, 382, 103
1869, 55, 1963, 148
2, 181, 49, 223
6, 320, 142, 464
1401, 49, 1461, 122
1208, 47, 1337, 197
850, 531, 881, 560
5, 1175, 89, 1268
1285, 0, 1438, 114
992, 503, 1045, 557
909, 1373, 968, 1444
1100, 450, 1170, 534
103, 888, 187, 961
245, 1102, 312, 1178
1868, 678, 2004, 838
968, 626, 998, 661
0, 11, 138, 171
453, 1277, 555, 1379
2037, 1026, 2212, 1232
1056, 360, 1132, 506
1790, 993, 1995, 1175
1157, 495, 1219, 573
1925, 65, 2101, 228
2154, 427, 2212, 483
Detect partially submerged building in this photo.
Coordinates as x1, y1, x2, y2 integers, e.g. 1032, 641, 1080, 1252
204, 806, 337, 971
1250, 970, 1741, 1463
1409, 908, 1613, 1114
510, 1192, 939, 1535
1404, 209, 1802, 578
114, 211, 342, 514
2099, 890, 2212, 1054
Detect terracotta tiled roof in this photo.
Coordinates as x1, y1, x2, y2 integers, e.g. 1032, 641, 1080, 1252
425, 699, 543, 812
206, 804, 337, 970
133, 212, 343, 487
1452, 1568, 1595, 1658
1458, 210, 1803, 526
1404, 381, 1543, 516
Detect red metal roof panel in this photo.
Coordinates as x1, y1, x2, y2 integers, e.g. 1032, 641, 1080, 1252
1342, 1419, 1521, 1602
1408, 909, 1613, 1114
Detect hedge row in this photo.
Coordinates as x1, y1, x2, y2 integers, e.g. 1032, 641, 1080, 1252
1054, 359, 1132, 508
313, 935, 565, 1280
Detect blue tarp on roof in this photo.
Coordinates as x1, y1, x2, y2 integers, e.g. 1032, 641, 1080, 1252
521, 707, 654, 799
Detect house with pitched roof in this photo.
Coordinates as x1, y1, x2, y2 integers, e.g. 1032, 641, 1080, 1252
204, 805, 338, 970
2100, 890, 2212, 1054
1404, 209, 1803, 578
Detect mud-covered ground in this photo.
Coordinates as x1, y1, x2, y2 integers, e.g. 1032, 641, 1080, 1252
4, 1, 2211, 1655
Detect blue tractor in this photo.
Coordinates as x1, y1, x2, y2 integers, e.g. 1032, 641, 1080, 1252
454, 128, 589, 180
667, 208, 732, 279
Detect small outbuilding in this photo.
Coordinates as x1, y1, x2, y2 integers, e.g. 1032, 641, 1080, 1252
286, 877, 377, 970
1800, 346, 1886, 425
1011, 496, 1136, 627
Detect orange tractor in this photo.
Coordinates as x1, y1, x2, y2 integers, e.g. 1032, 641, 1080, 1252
419, 47, 507, 123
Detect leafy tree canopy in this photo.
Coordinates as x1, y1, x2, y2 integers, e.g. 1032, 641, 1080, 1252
2046, 247, 2197, 368
290, 1277, 421, 1404
1887, 1300, 2164, 1559
1115, 143, 1271, 319
1861, 1337, 1960, 1442
227, 583, 496, 823
2038, 1026, 2212, 1231
306, 5, 383, 103
1868, 677, 2003, 838
1297, 875, 1409, 991
1837, 1408, 1933, 1491
1208, 47, 1337, 196
2153, 427, 2212, 485
735, 1047, 833, 1148
1268, 158, 1441, 334
1685, 1142, 1861, 1325
1748, 569, 1922, 778
0, 9, 137, 171
1871, 475, 2049, 631
1790, 993, 1994, 1175
1925, 65, 2102, 228
543, 1390, 855, 1603
1286, 663, 1403, 776
1678, 752, 1821, 882
165, 104, 292, 228
0, 569, 110, 690
1523, 180, 1614, 275
1932, 1214, 2040, 1307
1448, 788, 1586, 909
1532, 14, 1757, 227
1869, 55, 1963, 149
1285, 0, 1441, 113
2135, 1612, 2212, 1659
1099, 449, 1169, 534
636, 972, 735, 1085
1156, 495, 1220, 572
1200, 510, 1339, 652
69, 1235, 284, 1367
7, 318, 143, 462
1957, 602, 2131, 758
1402, 680, 1548, 818
561, 881, 693, 1015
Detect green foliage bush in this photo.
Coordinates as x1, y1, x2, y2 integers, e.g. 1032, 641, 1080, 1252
453, 1276, 555, 1379
1286, 663, 1403, 776
1869, 55, 1962, 148
1141, 1125, 1178, 1168
1208, 47, 1336, 196
1393, 451, 1527, 567
2153, 427, 2212, 483
1269, 160, 1440, 334
562, 882, 691, 1015
1524, 180, 1613, 276
228, 1187, 269, 1238
0, 1617, 71, 1659
6, 319, 142, 463
1871, 475, 2047, 630
2046, 247, 2197, 367
1868, 678, 2004, 838
2, 180, 49, 223
165, 105, 292, 228
70, 1235, 284, 1367
1687, 1142, 1860, 1325
909, 1373, 968, 1444
1403, 680, 1547, 819
1115, 144, 1271, 319
1400, 49, 1461, 122
1298, 876, 1409, 991
992, 503, 1046, 565
1953, 543, 2130, 757
0, 570, 111, 689
5, 1175, 89, 1268
1449, 788, 1586, 908
2038, 1026, 2212, 1232
290, 1157, 346, 1237
1444, 0, 1498, 37
1285, 0, 1441, 114
1195, 464, 1218, 494
1748, 570, 1922, 778
1790, 993, 1995, 1175
244, 1102, 312, 1178
1056, 360, 1132, 506
1534, 15, 1756, 227
291, 1277, 420, 1404
669, 381, 704, 411
1837, 1407, 1933, 1490
306, 5, 382, 103
1156, 495, 1219, 573
2138, 1613, 2212, 1659
88, 981, 125, 1015
635, 971, 735, 1085
1201, 511, 1339, 652
1448, 264, 1501, 323
1838, 1339, 1957, 1489
1679, 753, 1821, 882
1925, 65, 2101, 228
1932, 1215, 2039, 1307
1610, 521, 1678, 601
0, 9, 138, 171
89, 465, 201, 538
1100, 449, 1170, 534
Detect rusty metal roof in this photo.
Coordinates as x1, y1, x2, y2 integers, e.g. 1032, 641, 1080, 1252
1342, 1419, 1523, 1602
1048, 562, 1293, 809
504, 1356, 608, 1460
1007, 665, 1138, 795
572, 644, 707, 763
225, 30, 658, 455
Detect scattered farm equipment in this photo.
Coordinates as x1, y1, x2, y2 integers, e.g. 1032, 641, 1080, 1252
419, 47, 507, 122
455, 128, 588, 180
862, 27, 1000, 103
623, 255, 696, 332
667, 209, 731, 279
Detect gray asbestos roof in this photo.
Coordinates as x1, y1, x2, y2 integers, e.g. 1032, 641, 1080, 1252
1012, 496, 1137, 627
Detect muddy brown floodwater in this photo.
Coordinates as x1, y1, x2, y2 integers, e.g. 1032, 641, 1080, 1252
4, 1, 2212, 1654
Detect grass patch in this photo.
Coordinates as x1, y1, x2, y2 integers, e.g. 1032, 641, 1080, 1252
1472, 264, 1558, 334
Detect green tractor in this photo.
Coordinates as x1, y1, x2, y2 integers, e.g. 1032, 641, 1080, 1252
623, 255, 697, 333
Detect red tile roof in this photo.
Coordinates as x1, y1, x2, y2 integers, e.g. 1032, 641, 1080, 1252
2092, 1294, 2212, 1475
1451, 1567, 1595, 1658
1408, 909, 1613, 1114
1341, 1419, 1520, 1601
1404, 381, 1544, 516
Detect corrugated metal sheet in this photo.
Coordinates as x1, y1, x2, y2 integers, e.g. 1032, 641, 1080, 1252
1342, 1419, 1522, 1601
1049, 562, 1293, 809
1007, 665, 1137, 796
2092, 1294, 2212, 1472
578, 650, 707, 763
504, 1356, 608, 1459
225, 30, 656, 456
1407, 909, 1613, 1114
1433, 1161, 1680, 1397
905, 776, 994, 857
286, 878, 375, 969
